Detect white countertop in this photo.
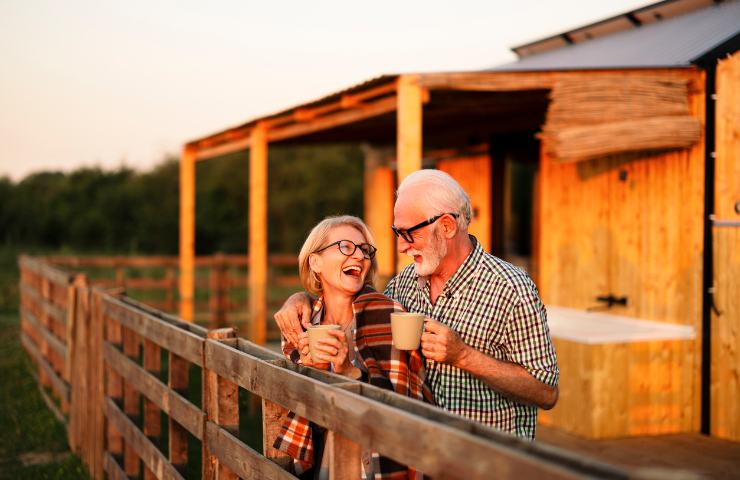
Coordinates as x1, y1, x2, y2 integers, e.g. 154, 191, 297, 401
546, 306, 696, 344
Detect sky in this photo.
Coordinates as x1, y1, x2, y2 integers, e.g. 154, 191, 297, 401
0, 0, 651, 181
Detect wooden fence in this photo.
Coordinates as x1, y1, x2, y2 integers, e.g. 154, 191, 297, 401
19, 254, 680, 480
42, 253, 299, 332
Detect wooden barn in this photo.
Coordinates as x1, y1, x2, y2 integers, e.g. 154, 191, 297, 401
179, 0, 740, 444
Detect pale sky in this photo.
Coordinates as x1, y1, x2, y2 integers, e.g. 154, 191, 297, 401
0, 0, 650, 180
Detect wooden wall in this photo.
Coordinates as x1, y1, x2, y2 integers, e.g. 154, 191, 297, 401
438, 153, 492, 252
540, 338, 696, 438
538, 68, 705, 433
711, 50, 740, 442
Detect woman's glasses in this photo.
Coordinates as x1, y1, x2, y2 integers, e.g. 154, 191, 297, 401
314, 240, 377, 259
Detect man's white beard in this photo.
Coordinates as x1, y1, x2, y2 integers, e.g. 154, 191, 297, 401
408, 226, 448, 277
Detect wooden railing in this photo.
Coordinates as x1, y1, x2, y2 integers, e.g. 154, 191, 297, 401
19, 255, 670, 480
42, 253, 299, 333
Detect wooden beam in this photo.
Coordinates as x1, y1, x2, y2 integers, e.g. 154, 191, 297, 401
267, 96, 397, 143
194, 136, 251, 162
20, 333, 70, 404
249, 123, 268, 345
179, 146, 196, 322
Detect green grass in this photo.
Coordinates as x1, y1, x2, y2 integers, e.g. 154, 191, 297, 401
0, 312, 90, 479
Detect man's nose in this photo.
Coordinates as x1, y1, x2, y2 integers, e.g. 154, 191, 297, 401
396, 235, 411, 253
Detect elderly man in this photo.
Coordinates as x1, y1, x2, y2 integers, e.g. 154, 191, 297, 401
275, 169, 558, 439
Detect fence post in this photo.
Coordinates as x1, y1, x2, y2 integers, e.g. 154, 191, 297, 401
203, 328, 238, 480
261, 400, 293, 470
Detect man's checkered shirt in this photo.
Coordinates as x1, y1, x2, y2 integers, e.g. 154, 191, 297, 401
384, 236, 558, 439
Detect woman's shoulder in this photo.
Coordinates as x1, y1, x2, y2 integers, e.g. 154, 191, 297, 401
354, 285, 405, 314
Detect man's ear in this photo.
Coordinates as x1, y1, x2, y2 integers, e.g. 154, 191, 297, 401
308, 253, 322, 274
440, 214, 458, 238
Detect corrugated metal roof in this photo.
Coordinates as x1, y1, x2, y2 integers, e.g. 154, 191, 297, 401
491, 0, 740, 71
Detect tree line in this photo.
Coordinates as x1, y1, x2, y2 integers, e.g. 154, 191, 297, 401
0, 145, 365, 255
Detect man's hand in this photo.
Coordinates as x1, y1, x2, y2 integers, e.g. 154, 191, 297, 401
274, 292, 313, 347
421, 318, 470, 366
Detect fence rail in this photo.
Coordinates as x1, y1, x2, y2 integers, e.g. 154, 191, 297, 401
19, 254, 681, 480
41, 253, 300, 331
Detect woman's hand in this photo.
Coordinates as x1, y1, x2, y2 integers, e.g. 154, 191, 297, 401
297, 332, 321, 367
313, 329, 356, 375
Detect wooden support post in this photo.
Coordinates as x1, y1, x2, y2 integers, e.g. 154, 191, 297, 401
249, 123, 268, 345
180, 145, 196, 322
329, 432, 363, 480
396, 74, 423, 182
262, 399, 292, 470
168, 352, 190, 472
122, 326, 141, 477
143, 338, 161, 480
203, 328, 239, 480
396, 74, 424, 272
362, 145, 396, 287
105, 305, 123, 459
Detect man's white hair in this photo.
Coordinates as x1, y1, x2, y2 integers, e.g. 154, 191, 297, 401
397, 169, 472, 231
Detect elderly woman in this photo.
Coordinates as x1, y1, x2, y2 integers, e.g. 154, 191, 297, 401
273, 215, 432, 480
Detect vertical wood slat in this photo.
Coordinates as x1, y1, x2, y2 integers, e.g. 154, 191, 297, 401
106, 300, 124, 458
179, 146, 196, 322
329, 432, 362, 480
122, 326, 141, 477
203, 328, 239, 480
38, 275, 51, 390
168, 351, 190, 471
261, 399, 292, 470
249, 123, 268, 345
143, 338, 162, 480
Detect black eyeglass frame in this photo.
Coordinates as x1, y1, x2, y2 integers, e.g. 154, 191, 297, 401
391, 212, 459, 243
313, 239, 377, 259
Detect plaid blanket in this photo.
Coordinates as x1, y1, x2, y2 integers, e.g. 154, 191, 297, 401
273, 285, 433, 479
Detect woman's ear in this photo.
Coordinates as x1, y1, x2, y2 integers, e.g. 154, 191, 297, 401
308, 253, 322, 274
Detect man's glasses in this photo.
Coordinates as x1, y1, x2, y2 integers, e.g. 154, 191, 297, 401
391, 213, 458, 243
314, 239, 377, 259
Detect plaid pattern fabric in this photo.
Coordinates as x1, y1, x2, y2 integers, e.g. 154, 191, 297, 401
384, 236, 558, 439
274, 286, 432, 479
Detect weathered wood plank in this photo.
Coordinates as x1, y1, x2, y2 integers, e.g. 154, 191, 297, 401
122, 326, 141, 477
143, 338, 162, 480
21, 307, 67, 362
262, 399, 292, 470
168, 351, 190, 470
103, 342, 204, 440
20, 283, 67, 326
205, 340, 623, 479
103, 296, 204, 365
329, 432, 362, 480
204, 421, 295, 480
103, 452, 128, 480
204, 328, 239, 480
105, 398, 185, 480
21, 332, 70, 403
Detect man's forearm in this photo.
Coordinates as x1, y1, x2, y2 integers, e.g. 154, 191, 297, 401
456, 346, 558, 410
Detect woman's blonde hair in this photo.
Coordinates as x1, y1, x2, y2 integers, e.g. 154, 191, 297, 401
298, 215, 378, 296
